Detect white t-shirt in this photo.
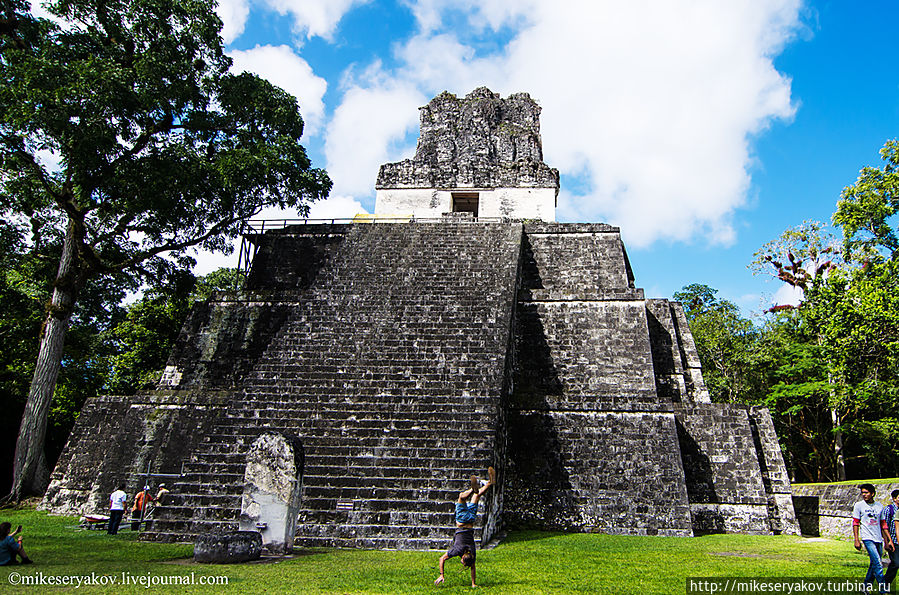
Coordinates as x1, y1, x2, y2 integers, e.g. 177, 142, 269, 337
110, 489, 128, 511
852, 500, 885, 542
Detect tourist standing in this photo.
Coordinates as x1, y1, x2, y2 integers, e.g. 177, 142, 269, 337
107, 484, 128, 535
130, 486, 152, 531
852, 483, 895, 593
884, 489, 899, 588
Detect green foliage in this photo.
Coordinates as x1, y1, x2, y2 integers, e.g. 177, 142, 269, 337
750, 220, 840, 291
803, 261, 899, 477
758, 312, 835, 481
0, 0, 331, 280
0, 222, 127, 493
0, 259, 244, 495
192, 266, 244, 300
0, 0, 329, 497
833, 140, 899, 262
0, 509, 868, 594
673, 284, 766, 404
105, 267, 242, 394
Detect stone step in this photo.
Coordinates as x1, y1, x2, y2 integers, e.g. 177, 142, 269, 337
238, 390, 500, 401
181, 454, 490, 476
152, 493, 240, 508
200, 427, 494, 442
295, 522, 480, 542
143, 518, 238, 536
137, 223, 516, 549
296, 502, 469, 519
219, 410, 491, 423
192, 445, 492, 461
215, 418, 493, 431
191, 435, 495, 455
293, 535, 459, 551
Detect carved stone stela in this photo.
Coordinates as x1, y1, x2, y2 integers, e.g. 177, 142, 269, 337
41, 89, 799, 549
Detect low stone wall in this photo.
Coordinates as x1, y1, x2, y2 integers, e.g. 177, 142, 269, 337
792, 483, 899, 538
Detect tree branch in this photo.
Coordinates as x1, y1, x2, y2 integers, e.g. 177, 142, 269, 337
94, 207, 261, 275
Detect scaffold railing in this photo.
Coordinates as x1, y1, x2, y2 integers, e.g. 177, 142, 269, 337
234, 215, 511, 285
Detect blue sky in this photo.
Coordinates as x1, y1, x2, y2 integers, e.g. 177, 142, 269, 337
159, 1, 899, 315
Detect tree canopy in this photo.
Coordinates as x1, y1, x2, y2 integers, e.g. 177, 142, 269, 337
676, 141, 899, 483
0, 0, 330, 499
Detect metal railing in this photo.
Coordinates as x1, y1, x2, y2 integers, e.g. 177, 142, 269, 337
234, 215, 512, 283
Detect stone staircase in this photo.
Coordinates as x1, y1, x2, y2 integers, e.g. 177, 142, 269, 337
143, 222, 522, 549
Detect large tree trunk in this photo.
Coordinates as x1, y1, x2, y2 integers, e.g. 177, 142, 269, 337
8, 221, 81, 501
832, 408, 846, 481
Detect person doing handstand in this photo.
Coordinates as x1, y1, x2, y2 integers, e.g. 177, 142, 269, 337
435, 466, 495, 588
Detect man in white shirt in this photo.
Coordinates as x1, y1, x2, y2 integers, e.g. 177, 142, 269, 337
107, 484, 128, 535
853, 483, 895, 593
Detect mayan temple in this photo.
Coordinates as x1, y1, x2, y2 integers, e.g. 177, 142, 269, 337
41, 88, 799, 548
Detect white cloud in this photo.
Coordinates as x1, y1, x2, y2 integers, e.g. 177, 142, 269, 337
772, 283, 804, 308
228, 45, 327, 134
29, 0, 55, 21
308, 194, 368, 220
402, 0, 534, 33
326, 0, 802, 247
217, 0, 251, 44
324, 83, 426, 197
35, 148, 62, 173
263, 0, 369, 40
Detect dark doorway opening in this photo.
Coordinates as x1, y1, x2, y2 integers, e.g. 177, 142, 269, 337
452, 192, 479, 216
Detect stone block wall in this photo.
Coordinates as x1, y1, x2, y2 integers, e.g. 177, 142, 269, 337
160, 301, 295, 389
41, 390, 231, 516
520, 223, 639, 300
507, 222, 695, 535
646, 300, 709, 404
792, 483, 899, 538
513, 301, 660, 411
43, 218, 798, 547
505, 410, 693, 535
140, 221, 522, 549
747, 407, 800, 535
673, 404, 800, 535
674, 404, 771, 534
244, 224, 347, 291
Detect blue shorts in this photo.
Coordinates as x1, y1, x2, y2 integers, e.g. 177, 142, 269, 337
455, 502, 478, 524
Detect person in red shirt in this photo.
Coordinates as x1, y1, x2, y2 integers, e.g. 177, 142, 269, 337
130, 486, 153, 531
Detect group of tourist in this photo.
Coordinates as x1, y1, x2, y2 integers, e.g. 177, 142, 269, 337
852, 483, 899, 593
106, 483, 170, 535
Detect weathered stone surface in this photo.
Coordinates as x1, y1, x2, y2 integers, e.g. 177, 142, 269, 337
45, 88, 797, 549
138, 222, 521, 549
40, 390, 231, 516
376, 88, 559, 190
239, 433, 304, 555
505, 411, 693, 536
747, 407, 800, 535
194, 531, 262, 564
792, 483, 899, 538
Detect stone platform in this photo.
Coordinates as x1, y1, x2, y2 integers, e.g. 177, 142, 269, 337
42, 220, 799, 548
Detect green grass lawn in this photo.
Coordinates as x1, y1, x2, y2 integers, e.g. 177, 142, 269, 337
0, 508, 879, 594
